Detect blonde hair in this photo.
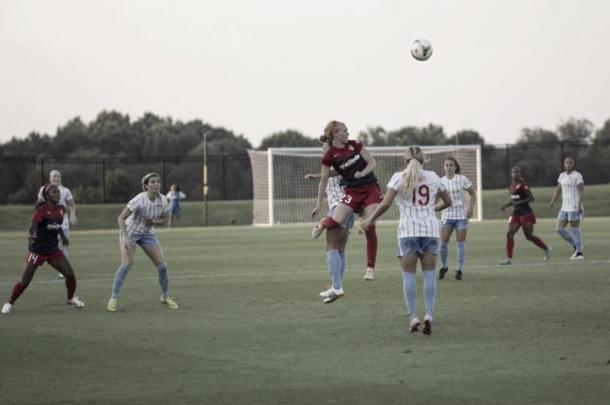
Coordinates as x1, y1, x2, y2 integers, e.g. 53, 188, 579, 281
320, 120, 343, 145
402, 146, 425, 195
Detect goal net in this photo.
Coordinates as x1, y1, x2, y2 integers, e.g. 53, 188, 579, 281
248, 145, 482, 226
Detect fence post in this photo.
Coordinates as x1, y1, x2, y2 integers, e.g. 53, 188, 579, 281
101, 158, 106, 203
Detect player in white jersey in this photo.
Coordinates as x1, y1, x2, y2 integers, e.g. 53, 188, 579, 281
438, 157, 476, 280
107, 172, 179, 312
363, 146, 451, 335
547, 157, 585, 259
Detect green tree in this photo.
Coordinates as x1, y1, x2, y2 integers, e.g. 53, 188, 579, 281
593, 119, 610, 144
557, 117, 593, 144
388, 124, 447, 146
517, 127, 559, 144
447, 130, 485, 145
258, 130, 318, 150
357, 126, 388, 146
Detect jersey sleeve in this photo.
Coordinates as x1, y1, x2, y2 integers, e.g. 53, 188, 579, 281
321, 150, 333, 167
576, 172, 584, 185
36, 186, 44, 203
64, 187, 74, 203
387, 172, 403, 191
349, 140, 363, 153
462, 176, 473, 190
32, 206, 45, 223
126, 194, 142, 213
161, 195, 170, 213
430, 172, 445, 191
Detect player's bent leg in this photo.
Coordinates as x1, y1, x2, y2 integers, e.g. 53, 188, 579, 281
49, 257, 84, 308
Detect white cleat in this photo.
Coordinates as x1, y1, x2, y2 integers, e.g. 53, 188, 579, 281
311, 223, 325, 239
409, 317, 421, 333
2, 303, 12, 314
319, 287, 333, 298
322, 288, 344, 304
423, 312, 433, 335
570, 252, 584, 260
67, 296, 85, 308
544, 246, 552, 263
499, 258, 512, 265
363, 267, 375, 281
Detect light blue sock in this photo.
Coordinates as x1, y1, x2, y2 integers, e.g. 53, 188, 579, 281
423, 269, 436, 315
111, 264, 131, 298
440, 242, 449, 268
157, 263, 170, 298
338, 251, 346, 278
327, 250, 342, 290
456, 241, 466, 272
572, 228, 583, 252
557, 227, 575, 247
401, 271, 417, 319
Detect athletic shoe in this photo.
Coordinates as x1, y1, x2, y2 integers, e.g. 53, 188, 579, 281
499, 258, 512, 265
67, 296, 85, 308
439, 267, 449, 280
107, 298, 117, 312
1, 303, 12, 314
409, 317, 421, 333
363, 267, 375, 281
570, 252, 584, 260
57, 273, 65, 279
322, 288, 344, 304
543, 246, 552, 262
423, 312, 433, 335
455, 270, 463, 280
160, 297, 179, 309
319, 287, 333, 298
311, 223, 325, 239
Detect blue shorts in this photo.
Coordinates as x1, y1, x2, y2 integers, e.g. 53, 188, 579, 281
557, 210, 583, 222
442, 218, 469, 230
119, 232, 160, 248
397, 237, 439, 257
329, 206, 355, 230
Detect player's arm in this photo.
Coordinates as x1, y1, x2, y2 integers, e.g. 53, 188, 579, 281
547, 184, 561, 208
59, 227, 69, 247
311, 165, 330, 218
152, 211, 168, 226
576, 183, 584, 212
305, 167, 338, 180
435, 189, 452, 212
362, 188, 397, 230
514, 188, 535, 206
354, 148, 377, 179
66, 199, 78, 225
117, 206, 133, 247
465, 186, 476, 218
27, 220, 38, 244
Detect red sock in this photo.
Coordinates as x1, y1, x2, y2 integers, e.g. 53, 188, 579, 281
9, 282, 26, 304
529, 236, 548, 250
322, 217, 341, 229
506, 237, 514, 259
65, 276, 76, 300
365, 225, 377, 268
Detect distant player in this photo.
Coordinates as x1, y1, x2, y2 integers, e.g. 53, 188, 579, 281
500, 166, 551, 265
438, 157, 476, 280
2, 184, 85, 314
547, 157, 584, 259
107, 172, 179, 312
166, 184, 186, 227
363, 146, 452, 335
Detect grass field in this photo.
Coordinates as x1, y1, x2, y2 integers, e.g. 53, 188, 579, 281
0, 219, 609, 404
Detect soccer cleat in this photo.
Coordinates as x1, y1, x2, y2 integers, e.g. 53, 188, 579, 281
455, 270, 463, 280
409, 317, 421, 333
2, 303, 12, 314
67, 296, 85, 308
499, 258, 512, 265
543, 246, 552, 262
160, 297, 179, 309
570, 252, 584, 260
311, 223, 325, 239
439, 267, 449, 280
322, 288, 344, 304
107, 298, 117, 312
319, 287, 333, 298
57, 273, 65, 279
363, 267, 375, 281
423, 313, 433, 335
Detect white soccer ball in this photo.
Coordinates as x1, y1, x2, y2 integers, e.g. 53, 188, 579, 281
411, 39, 433, 61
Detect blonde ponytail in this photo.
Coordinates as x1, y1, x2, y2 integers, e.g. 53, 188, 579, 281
402, 146, 425, 195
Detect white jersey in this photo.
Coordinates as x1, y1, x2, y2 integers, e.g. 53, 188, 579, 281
387, 170, 445, 238
440, 174, 473, 220
125, 192, 169, 235
326, 176, 344, 210
558, 171, 584, 212
37, 185, 74, 227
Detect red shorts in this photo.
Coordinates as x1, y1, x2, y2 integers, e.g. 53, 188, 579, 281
25, 250, 65, 266
509, 212, 537, 228
339, 183, 384, 211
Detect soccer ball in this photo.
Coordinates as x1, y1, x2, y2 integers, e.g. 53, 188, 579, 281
411, 39, 433, 61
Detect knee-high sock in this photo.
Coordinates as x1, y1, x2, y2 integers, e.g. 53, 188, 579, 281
157, 263, 170, 298
9, 282, 27, 304
528, 235, 548, 250
456, 241, 466, 271
65, 275, 76, 300
111, 264, 131, 298
338, 251, 346, 277
506, 237, 514, 259
327, 250, 342, 290
401, 271, 417, 319
423, 269, 436, 315
440, 242, 449, 268
572, 228, 583, 252
365, 225, 377, 268
557, 227, 575, 247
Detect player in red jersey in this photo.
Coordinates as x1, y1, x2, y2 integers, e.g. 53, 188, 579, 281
1, 184, 85, 314
499, 166, 551, 265
311, 120, 383, 285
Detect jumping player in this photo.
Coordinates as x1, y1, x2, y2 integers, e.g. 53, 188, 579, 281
500, 166, 551, 265
2, 184, 85, 314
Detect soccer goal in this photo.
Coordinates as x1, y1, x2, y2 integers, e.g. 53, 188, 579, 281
248, 145, 483, 226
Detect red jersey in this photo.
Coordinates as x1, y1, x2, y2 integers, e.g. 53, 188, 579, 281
321, 140, 377, 188
29, 202, 66, 255
509, 182, 533, 216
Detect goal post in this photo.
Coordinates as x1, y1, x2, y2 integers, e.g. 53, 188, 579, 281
248, 145, 483, 226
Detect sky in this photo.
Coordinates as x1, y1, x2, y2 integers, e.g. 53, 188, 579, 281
1, 0, 609, 148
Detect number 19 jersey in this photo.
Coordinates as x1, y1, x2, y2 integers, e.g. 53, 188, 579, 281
387, 170, 445, 238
